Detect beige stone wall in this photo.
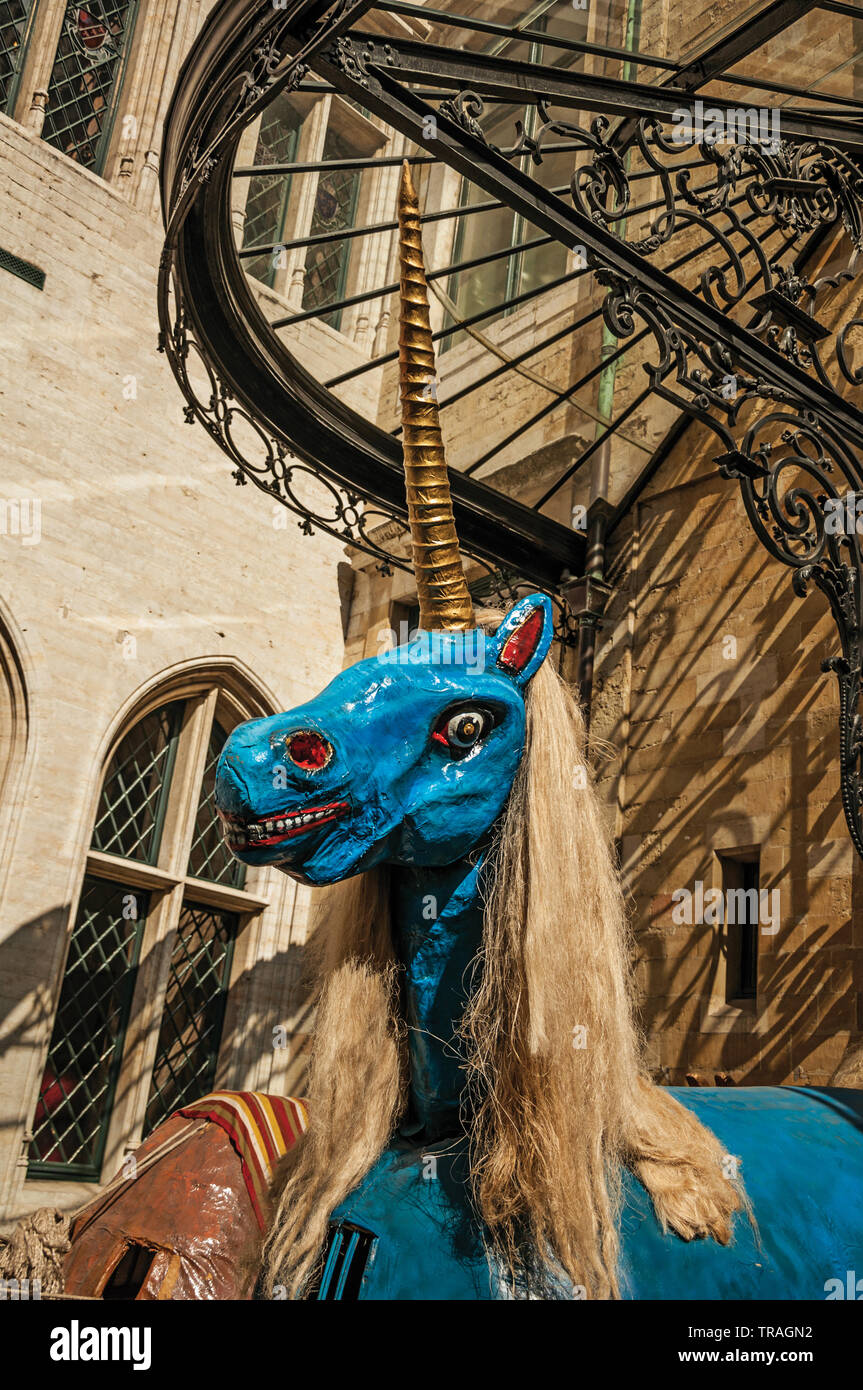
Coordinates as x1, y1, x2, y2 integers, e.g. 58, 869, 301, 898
0, 102, 348, 1226
592, 405, 861, 1088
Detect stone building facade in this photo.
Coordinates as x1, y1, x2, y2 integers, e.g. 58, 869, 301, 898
1, 0, 861, 1236
0, 0, 352, 1231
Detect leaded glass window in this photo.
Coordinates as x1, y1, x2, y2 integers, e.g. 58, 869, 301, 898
91, 701, 182, 864
30, 685, 270, 1182
187, 719, 246, 889
143, 901, 237, 1132
301, 124, 362, 330
239, 95, 373, 330
42, 1, 139, 173
0, 0, 34, 115
242, 94, 301, 288
28, 877, 148, 1179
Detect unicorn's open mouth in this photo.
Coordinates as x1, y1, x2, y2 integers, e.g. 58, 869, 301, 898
219, 800, 350, 851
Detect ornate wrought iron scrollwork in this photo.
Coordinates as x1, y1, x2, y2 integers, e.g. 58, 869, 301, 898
718, 415, 863, 858
446, 91, 863, 395
159, 282, 409, 575
563, 106, 863, 844
595, 260, 863, 854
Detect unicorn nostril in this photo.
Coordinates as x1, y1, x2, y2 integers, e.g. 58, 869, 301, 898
286, 730, 332, 771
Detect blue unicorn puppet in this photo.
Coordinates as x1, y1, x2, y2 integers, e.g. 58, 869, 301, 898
211, 165, 863, 1301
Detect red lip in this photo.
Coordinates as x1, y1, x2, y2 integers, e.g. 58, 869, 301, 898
219, 801, 350, 850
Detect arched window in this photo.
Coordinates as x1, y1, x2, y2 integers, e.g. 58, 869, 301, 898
28, 682, 269, 1181
41, 1, 139, 173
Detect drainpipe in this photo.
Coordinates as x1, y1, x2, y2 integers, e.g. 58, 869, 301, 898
573, 495, 612, 728
568, 0, 641, 731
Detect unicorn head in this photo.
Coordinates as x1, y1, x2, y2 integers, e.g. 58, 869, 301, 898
214, 596, 554, 884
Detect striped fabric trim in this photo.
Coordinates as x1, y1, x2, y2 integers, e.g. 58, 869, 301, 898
175, 1092, 308, 1231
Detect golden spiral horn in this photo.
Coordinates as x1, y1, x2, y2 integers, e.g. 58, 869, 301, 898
397, 160, 474, 632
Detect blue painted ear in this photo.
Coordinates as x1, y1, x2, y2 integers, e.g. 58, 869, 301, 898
488, 594, 555, 687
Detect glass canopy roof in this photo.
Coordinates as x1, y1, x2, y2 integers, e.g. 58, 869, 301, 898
160, 0, 863, 590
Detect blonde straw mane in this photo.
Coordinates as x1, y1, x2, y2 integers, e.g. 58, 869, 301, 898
263, 619, 742, 1299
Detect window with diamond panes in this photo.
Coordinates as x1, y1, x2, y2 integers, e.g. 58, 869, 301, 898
242, 94, 301, 288
301, 123, 362, 331
42, 1, 139, 173
0, 0, 34, 115
30, 687, 269, 1180
91, 700, 183, 864
187, 719, 246, 889
28, 877, 148, 1179
143, 901, 237, 1133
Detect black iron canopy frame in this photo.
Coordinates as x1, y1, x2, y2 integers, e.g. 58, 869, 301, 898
159, 0, 863, 858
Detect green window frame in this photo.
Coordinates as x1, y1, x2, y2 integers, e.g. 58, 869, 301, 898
186, 718, 247, 890
29, 688, 267, 1182
91, 701, 183, 865
300, 123, 363, 332
0, 0, 37, 117
242, 94, 302, 289
27, 876, 149, 1180
241, 95, 372, 333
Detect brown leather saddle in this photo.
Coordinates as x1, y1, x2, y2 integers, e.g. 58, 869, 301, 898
63, 1092, 306, 1300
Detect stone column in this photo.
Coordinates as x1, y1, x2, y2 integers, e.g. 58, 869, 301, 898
275, 94, 331, 307
120, 0, 210, 218
25, 89, 48, 135
8, 0, 65, 127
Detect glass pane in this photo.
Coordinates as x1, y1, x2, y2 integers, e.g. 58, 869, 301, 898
0, 0, 33, 115
723, 7, 863, 102
421, 0, 593, 67
444, 103, 518, 348
144, 902, 237, 1132
28, 876, 148, 1178
514, 143, 572, 297
301, 125, 363, 330
242, 93, 302, 287
442, 95, 573, 350
91, 701, 183, 864
42, 1, 138, 172
186, 719, 246, 888
447, 192, 516, 336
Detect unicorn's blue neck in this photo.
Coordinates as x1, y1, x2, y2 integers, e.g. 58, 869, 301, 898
391, 855, 486, 1141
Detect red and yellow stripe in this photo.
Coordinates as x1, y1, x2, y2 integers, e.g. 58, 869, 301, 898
176, 1091, 308, 1230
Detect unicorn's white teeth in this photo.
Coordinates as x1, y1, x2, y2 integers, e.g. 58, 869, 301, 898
222, 801, 348, 849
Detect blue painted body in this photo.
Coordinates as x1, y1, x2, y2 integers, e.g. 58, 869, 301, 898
328, 1088, 863, 1300
215, 597, 863, 1299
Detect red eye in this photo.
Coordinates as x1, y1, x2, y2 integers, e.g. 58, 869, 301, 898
287, 731, 332, 770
